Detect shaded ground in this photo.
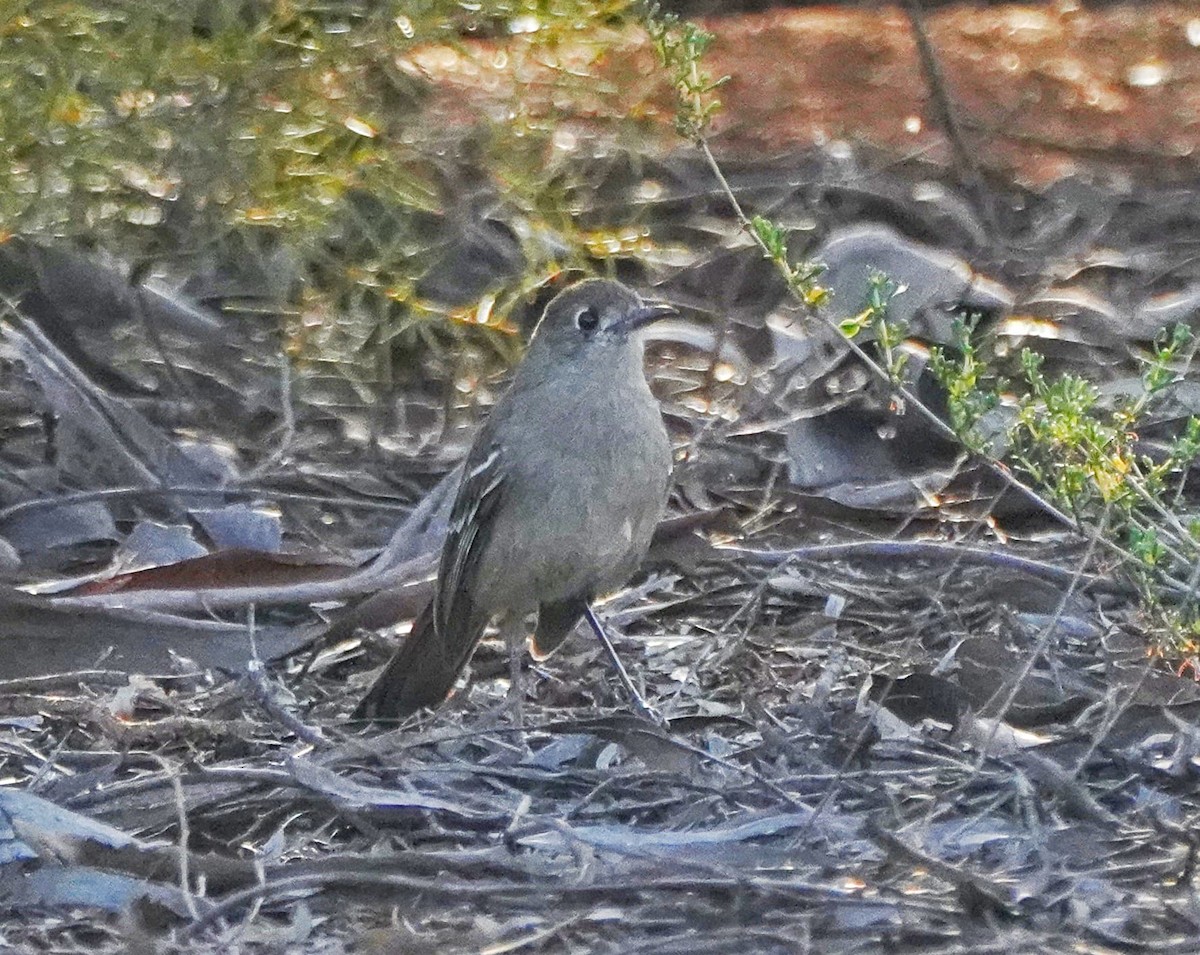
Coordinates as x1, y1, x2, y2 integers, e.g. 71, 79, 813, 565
3, 3, 1200, 954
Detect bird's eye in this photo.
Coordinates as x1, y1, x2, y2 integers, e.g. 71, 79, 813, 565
575, 307, 600, 332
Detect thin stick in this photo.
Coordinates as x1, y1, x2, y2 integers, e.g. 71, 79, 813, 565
900, 0, 1000, 243
726, 540, 1129, 594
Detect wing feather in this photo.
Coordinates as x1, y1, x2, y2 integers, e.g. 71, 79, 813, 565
434, 443, 505, 646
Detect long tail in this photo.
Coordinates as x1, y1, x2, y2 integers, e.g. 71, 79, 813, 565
352, 602, 472, 721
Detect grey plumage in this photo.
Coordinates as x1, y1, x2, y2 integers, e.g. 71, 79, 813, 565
353, 279, 673, 721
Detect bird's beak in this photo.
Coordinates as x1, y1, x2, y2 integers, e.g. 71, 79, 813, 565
619, 302, 678, 333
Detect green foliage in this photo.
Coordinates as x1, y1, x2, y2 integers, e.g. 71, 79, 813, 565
934, 320, 1200, 652
641, 4, 727, 141
838, 272, 909, 387
0, 0, 662, 385
750, 215, 787, 262
744, 214, 828, 307
1, 1, 414, 240
929, 314, 1000, 451
839, 272, 897, 337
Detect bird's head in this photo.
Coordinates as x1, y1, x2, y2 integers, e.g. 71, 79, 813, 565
525, 279, 676, 366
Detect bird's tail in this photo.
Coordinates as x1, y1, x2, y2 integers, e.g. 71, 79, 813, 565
352, 602, 465, 721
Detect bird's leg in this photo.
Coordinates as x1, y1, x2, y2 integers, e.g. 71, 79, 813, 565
500, 618, 528, 726
583, 605, 666, 728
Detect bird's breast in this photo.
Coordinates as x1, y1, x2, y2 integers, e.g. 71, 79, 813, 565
477, 376, 670, 607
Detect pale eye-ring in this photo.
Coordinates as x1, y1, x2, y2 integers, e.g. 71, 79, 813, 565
576, 306, 600, 332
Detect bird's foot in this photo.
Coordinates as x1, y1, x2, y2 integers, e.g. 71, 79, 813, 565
630, 694, 668, 730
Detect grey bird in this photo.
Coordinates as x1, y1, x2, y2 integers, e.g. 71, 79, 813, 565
353, 278, 675, 721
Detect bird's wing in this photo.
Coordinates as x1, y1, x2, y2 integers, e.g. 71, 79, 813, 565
434, 441, 506, 644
